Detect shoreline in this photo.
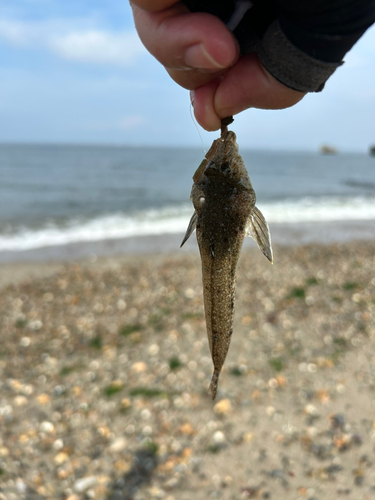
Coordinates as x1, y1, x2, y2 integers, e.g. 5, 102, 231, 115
0, 218, 374, 290
0, 218, 374, 265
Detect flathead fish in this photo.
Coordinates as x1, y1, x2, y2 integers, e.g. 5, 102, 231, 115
181, 118, 273, 399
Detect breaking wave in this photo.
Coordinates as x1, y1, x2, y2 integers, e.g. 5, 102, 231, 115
0, 196, 374, 252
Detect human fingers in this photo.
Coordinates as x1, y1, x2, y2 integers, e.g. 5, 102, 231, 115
193, 54, 306, 130
131, 3, 239, 88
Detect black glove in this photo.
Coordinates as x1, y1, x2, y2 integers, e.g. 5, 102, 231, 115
181, 0, 375, 92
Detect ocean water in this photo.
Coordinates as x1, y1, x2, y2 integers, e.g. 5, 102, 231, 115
0, 143, 374, 252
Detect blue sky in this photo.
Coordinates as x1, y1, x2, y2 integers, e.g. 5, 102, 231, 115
1, 1, 375, 151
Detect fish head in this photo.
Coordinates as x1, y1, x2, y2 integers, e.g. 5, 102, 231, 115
191, 129, 254, 214
193, 130, 252, 187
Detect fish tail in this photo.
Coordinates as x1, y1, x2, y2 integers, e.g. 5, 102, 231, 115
209, 369, 220, 400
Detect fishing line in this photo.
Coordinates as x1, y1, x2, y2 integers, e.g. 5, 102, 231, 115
190, 102, 207, 155
226, 0, 253, 31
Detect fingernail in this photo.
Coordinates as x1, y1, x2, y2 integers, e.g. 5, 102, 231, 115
184, 43, 225, 70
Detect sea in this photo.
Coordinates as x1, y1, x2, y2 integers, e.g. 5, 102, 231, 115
0, 143, 374, 257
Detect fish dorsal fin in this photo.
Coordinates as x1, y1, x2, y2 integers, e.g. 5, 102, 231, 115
245, 206, 273, 263
180, 211, 198, 247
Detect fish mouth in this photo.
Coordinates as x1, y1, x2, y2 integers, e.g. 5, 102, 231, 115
202, 129, 239, 179
223, 130, 239, 151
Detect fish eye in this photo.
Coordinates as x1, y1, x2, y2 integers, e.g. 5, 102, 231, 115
220, 162, 231, 174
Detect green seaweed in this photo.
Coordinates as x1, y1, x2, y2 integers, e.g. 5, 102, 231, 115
144, 441, 159, 454
343, 281, 358, 291
333, 337, 347, 347
230, 366, 243, 377
169, 356, 182, 370
90, 335, 103, 349
104, 383, 124, 397
60, 365, 80, 376
331, 295, 343, 303
207, 444, 221, 454
269, 357, 284, 372
306, 277, 319, 286
130, 387, 167, 398
15, 318, 27, 328
287, 287, 306, 299
119, 324, 143, 337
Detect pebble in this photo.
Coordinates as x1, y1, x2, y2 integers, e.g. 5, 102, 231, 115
19, 336, 31, 347
184, 288, 195, 298
178, 423, 195, 436
132, 362, 147, 373
117, 299, 127, 310
141, 409, 152, 420
266, 406, 276, 417
53, 439, 64, 450
36, 393, 51, 405
13, 396, 28, 407
148, 344, 160, 355
120, 397, 132, 409
54, 452, 69, 465
109, 437, 127, 453
330, 413, 346, 429
304, 404, 319, 416
28, 319, 43, 330
74, 476, 97, 493
212, 431, 226, 444
15, 479, 27, 494
39, 421, 55, 433
0, 447, 9, 457
213, 399, 232, 415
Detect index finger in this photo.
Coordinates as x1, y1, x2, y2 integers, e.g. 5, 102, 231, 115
130, 0, 179, 12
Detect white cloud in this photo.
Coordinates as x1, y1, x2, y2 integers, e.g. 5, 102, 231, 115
50, 30, 146, 65
0, 17, 146, 66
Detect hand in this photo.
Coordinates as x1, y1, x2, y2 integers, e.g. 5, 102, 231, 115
131, 0, 306, 131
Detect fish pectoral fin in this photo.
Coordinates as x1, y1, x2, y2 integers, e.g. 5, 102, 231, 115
246, 206, 273, 263
180, 211, 198, 248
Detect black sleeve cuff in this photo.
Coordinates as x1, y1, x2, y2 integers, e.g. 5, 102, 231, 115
256, 20, 343, 92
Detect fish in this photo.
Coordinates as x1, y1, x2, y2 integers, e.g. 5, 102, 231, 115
181, 117, 273, 399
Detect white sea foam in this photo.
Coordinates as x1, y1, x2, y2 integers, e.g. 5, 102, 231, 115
263, 196, 375, 223
0, 196, 374, 252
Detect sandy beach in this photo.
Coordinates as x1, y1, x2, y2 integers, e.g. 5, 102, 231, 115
1, 232, 375, 500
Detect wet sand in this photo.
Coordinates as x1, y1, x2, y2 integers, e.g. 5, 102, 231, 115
0, 233, 375, 500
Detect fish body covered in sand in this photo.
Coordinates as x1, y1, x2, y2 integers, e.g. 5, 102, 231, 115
181, 118, 273, 399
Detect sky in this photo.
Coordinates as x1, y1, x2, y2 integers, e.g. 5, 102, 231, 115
0, 1, 375, 151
